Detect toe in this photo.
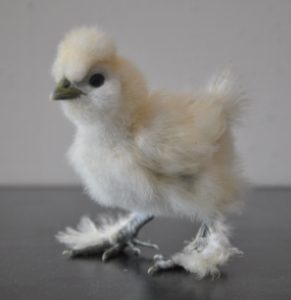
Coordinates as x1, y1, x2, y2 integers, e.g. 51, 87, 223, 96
102, 244, 123, 262
147, 264, 160, 275
62, 249, 82, 257
148, 258, 177, 275
126, 242, 141, 256
62, 249, 73, 256
133, 238, 159, 250
153, 254, 164, 261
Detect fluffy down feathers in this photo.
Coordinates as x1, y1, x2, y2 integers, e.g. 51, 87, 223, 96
133, 74, 246, 215
172, 218, 242, 278
52, 26, 246, 221
56, 215, 131, 251
52, 26, 247, 278
52, 27, 116, 82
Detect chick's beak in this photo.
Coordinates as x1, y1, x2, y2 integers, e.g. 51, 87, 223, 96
52, 78, 83, 100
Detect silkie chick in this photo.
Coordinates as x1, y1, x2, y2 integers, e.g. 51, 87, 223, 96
52, 27, 246, 278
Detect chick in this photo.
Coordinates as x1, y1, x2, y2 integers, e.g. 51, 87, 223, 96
52, 27, 246, 278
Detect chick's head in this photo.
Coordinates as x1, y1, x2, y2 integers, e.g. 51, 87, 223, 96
51, 27, 148, 126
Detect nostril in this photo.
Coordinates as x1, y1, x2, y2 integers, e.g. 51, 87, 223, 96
63, 78, 71, 88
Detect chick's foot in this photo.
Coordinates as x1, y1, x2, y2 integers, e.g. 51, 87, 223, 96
148, 221, 242, 278
56, 213, 158, 261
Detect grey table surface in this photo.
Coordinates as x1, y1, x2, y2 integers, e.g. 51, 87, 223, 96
0, 187, 290, 300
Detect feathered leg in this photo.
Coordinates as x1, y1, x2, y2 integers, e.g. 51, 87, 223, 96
148, 218, 242, 278
56, 212, 158, 261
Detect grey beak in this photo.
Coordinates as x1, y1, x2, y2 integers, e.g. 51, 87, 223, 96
52, 79, 83, 100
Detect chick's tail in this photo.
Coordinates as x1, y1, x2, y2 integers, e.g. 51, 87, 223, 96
206, 70, 247, 125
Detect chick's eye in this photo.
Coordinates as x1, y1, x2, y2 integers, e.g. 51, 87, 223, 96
89, 73, 105, 88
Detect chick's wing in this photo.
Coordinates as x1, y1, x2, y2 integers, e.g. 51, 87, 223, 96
134, 91, 228, 176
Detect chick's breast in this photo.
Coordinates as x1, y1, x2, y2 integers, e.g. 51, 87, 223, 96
67, 136, 161, 213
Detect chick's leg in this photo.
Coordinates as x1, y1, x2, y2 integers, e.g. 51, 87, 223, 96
56, 213, 158, 261
148, 218, 242, 278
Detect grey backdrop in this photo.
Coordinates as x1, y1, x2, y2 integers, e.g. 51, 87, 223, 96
0, 0, 290, 186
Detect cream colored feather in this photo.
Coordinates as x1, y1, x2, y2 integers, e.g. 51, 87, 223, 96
52, 26, 246, 278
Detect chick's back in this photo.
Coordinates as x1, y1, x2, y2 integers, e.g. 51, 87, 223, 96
134, 73, 246, 214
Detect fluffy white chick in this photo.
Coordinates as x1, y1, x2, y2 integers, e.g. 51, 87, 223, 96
52, 26, 246, 278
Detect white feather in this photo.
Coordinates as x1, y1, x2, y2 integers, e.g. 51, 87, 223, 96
172, 220, 242, 278
52, 27, 247, 277
56, 214, 133, 250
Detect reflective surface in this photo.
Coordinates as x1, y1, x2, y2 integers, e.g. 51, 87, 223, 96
0, 187, 290, 300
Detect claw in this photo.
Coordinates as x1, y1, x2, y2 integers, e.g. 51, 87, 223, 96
102, 244, 123, 262
148, 258, 176, 275
153, 254, 164, 261
211, 270, 221, 280
62, 249, 73, 256
126, 241, 141, 256
131, 247, 141, 256
147, 264, 160, 275
133, 238, 159, 250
